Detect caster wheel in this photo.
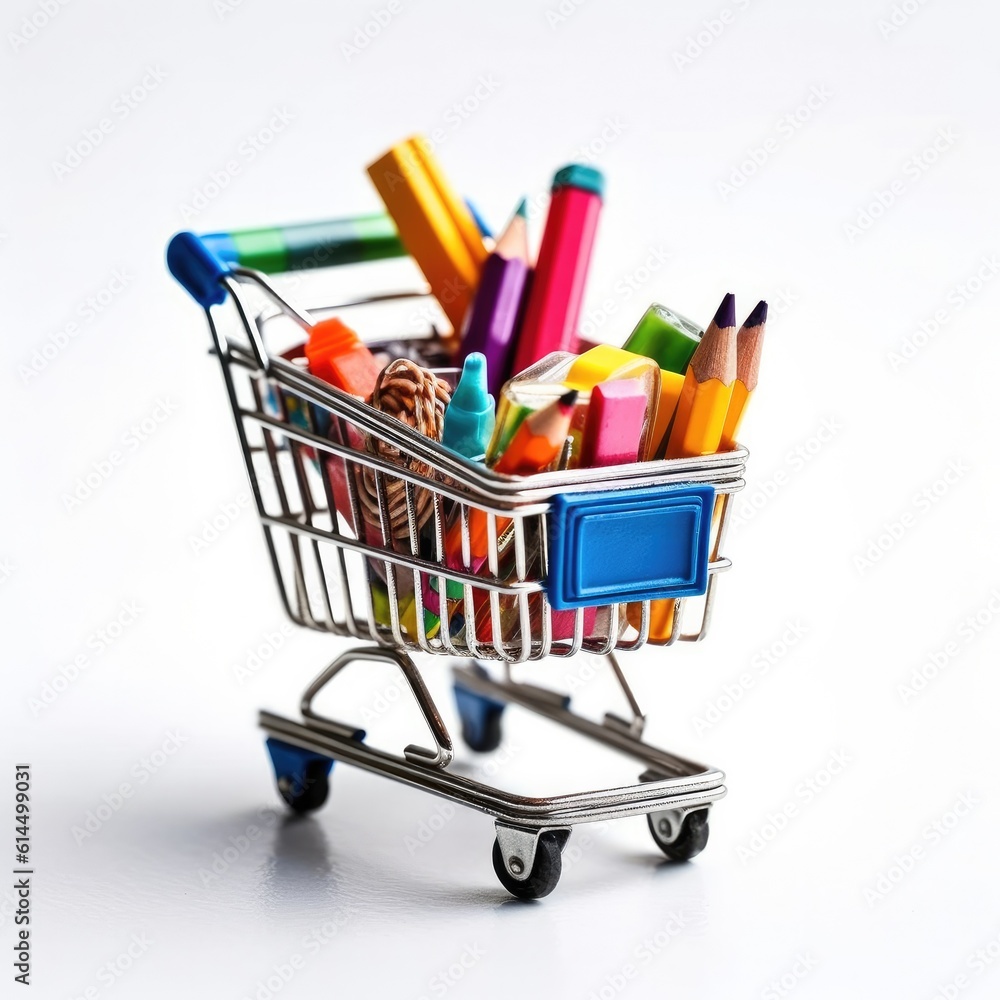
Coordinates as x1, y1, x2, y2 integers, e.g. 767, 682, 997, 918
453, 669, 506, 753
648, 808, 710, 861
492, 833, 562, 900
265, 738, 333, 814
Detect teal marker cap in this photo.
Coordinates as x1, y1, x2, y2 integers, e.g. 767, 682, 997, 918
442, 353, 496, 461
552, 163, 605, 198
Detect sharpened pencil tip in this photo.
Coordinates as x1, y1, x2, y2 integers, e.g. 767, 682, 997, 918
713, 292, 736, 329
744, 299, 768, 328
514, 197, 528, 219
558, 389, 579, 409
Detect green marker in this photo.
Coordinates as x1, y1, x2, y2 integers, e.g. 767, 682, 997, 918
623, 303, 704, 375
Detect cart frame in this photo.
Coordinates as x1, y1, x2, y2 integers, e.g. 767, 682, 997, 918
168, 227, 747, 897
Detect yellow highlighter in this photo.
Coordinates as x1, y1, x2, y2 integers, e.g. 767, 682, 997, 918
367, 136, 487, 333
563, 345, 662, 462
487, 345, 661, 468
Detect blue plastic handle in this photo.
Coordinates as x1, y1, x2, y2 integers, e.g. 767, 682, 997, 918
545, 482, 716, 610
166, 231, 230, 309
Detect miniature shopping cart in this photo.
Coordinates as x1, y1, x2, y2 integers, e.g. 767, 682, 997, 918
167, 217, 747, 898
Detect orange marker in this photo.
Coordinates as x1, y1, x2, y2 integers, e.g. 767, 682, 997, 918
304, 317, 381, 397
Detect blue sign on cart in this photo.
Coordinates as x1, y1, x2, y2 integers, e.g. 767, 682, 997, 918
545, 483, 716, 610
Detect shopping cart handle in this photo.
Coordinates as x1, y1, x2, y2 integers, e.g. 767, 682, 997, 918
166, 203, 492, 309
167, 231, 230, 309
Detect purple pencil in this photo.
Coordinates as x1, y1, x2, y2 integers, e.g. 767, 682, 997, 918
457, 199, 531, 396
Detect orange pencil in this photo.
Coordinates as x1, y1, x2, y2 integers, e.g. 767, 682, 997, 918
720, 300, 767, 451
450, 389, 578, 566
661, 292, 738, 459
400, 390, 577, 637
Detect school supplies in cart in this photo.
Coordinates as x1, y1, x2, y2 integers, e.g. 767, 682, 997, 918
166, 135, 764, 899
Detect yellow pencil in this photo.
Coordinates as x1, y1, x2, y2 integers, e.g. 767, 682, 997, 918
719, 300, 767, 451
662, 292, 737, 458
635, 293, 737, 642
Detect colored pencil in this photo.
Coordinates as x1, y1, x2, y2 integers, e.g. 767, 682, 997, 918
719, 300, 767, 451
662, 292, 738, 459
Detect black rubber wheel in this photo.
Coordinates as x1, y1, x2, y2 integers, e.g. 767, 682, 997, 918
648, 808, 710, 861
492, 833, 563, 899
277, 762, 330, 814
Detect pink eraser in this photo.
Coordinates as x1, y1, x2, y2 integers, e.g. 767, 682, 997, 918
580, 379, 646, 467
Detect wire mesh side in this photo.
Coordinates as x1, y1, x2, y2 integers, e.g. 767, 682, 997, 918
226, 353, 680, 659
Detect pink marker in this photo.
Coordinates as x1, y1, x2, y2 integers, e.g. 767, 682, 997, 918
511, 164, 604, 374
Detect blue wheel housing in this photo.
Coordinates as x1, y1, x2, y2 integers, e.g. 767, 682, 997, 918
265, 738, 335, 813
453, 667, 507, 753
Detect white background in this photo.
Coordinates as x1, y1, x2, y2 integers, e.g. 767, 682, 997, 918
3, 0, 999, 997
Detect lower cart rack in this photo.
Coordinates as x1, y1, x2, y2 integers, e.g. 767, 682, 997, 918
261, 646, 726, 898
